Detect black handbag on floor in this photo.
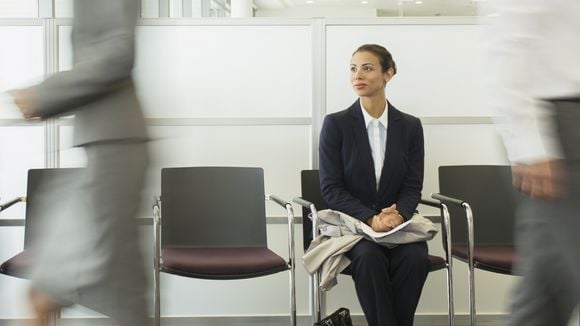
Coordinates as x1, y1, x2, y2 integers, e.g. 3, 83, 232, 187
314, 307, 353, 326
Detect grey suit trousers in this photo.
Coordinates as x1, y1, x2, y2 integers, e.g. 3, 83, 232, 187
506, 100, 580, 326
31, 141, 149, 325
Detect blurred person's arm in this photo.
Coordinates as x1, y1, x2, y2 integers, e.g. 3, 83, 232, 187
512, 161, 566, 200
486, 0, 565, 199
12, 0, 139, 119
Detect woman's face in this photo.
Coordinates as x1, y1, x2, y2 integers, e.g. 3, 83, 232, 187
350, 51, 393, 97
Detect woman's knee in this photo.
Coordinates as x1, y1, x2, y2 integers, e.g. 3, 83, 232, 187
347, 241, 388, 270
393, 242, 430, 271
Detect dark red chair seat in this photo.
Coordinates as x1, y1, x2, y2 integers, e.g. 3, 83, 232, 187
452, 244, 515, 275
0, 250, 31, 279
161, 247, 289, 280
428, 254, 447, 272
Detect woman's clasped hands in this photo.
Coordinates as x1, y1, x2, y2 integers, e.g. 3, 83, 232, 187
367, 204, 404, 232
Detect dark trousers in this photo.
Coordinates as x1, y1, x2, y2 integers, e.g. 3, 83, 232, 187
345, 240, 429, 326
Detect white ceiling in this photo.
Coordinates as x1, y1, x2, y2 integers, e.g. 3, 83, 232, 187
253, 0, 482, 16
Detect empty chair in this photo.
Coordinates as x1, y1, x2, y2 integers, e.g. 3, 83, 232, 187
152, 166, 296, 326
1, 168, 81, 326
432, 165, 520, 326
294, 169, 454, 326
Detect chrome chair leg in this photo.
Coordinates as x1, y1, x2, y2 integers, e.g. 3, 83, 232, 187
441, 203, 455, 326
153, 199, 162, 326
312, 272, 322, 324
463, 203, 476, 326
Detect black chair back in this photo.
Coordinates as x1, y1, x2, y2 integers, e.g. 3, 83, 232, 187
300, 170, 326, 251
438, 165, 521, 245
24, 168, 82, 249
161, 167, 268, 248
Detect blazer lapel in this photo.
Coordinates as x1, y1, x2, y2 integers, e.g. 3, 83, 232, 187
348, 101, 377, 190
378, 102, 402, 194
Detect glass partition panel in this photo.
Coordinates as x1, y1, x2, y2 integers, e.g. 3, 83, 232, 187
0, 126, 44, 218
57, 24, 312, 118
326, 24, 487, 117
422, 123, 508, 214
0, 26, 44, 119
57, 25, 72, 71
0, 0, 37, 18
134, 25, 312, 118
55, 0, 73, 18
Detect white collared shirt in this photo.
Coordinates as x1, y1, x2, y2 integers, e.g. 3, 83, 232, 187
360, 100, 388, 190
484, 0, 580, 164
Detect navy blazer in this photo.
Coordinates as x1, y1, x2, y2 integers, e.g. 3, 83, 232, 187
319, 100, 424, 222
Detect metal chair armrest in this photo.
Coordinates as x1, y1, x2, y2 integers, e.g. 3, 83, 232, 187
419, 198, 440, 208
267, 194, 289, 209
420, 197, 453, 258
265, 194, 296, 263
152, 196, 162, 269
431, 193, 473, 242
431, 193, 465, 207
293, 196, 314, 208
293, 197, 321, 238
152, 196, 161, 224
419, 198, 451, 241
0, 197, 26, 212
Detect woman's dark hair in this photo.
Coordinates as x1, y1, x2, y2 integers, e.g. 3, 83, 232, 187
353, 44, 397, 75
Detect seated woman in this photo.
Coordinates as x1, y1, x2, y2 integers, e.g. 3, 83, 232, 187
319, 44, 429, 326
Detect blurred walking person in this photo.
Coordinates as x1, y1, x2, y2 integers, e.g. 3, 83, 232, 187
486, 1, 580, 325
8, 0, 149, 325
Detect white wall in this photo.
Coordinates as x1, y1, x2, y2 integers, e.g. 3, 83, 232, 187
0, 17, 520, 320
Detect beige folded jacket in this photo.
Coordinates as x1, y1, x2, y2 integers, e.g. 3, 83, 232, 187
302, 209, 438, 291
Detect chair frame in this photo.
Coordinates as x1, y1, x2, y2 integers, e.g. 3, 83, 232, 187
152, 193, 297, 326
431, 193, 476, 326
293, 196, 455, 326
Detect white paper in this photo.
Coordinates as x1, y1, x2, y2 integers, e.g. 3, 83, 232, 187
360, 219, 412, 238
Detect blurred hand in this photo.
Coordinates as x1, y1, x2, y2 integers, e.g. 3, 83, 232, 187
9, 89, 38, 119
512, 160, 566, 200
367, 204, 404, 232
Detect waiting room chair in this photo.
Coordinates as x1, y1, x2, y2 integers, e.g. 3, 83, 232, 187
293, 169, 454, 326
0, 168, 81, 326
432, 165, 520, 326
152, 166, 296, 326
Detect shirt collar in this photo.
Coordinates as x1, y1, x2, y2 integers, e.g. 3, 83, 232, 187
360, 99, 388, 128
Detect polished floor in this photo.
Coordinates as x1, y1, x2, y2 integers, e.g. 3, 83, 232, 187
0, 315, 505, 326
